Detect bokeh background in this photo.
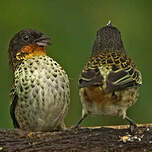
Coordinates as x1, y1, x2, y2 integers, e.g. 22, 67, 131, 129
0, 0, 151, 129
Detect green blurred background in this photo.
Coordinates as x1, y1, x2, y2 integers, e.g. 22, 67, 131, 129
0, 0, 151, 129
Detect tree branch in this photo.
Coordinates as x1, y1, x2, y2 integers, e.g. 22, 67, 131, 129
0, 124, 152, 152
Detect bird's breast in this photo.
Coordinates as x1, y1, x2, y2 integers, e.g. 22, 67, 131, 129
14, 56, 70, 131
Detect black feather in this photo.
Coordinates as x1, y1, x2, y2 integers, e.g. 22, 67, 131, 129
10, 91, 20, 128
106, 69, 141, 92
79, 67, 103, 88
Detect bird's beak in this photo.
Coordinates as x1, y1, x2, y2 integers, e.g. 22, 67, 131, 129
35, 35, 51, 47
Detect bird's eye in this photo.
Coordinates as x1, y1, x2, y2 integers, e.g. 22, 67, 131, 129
22, 34, 30, 42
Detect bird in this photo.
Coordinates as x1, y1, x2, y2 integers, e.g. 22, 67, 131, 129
75, 21, 142, 132
8, 29, 70, 131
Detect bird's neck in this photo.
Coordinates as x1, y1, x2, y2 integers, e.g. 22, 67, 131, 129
91, 41, 125, 57
10, 44, 47, 71
16, 44, 47, 60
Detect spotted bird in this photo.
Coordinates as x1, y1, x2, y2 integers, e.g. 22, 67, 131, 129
9, 29, 70, 131
75, 21, 142, 132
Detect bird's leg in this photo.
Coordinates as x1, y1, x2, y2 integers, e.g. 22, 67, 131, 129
74, 114, 88, 129
125, 115, 137, 134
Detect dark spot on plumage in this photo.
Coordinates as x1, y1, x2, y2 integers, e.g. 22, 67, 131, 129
24, 67, 27, 71
41, 91, 44, 97
124, 62, 128, 66
18, 67, 22, 71
24, 103, 29, 108
25, 86, 29, 90
41, 85, 44, 89
121, 62, 128, 68
79, 79, 83, 84
107, 58, 113, 64
15, 80, 18, 84
34, 66, 37, 70
47, 75, 50, 79
132, 71, 138, 79
21, 78, 24, 83
23, 82, 28, 86
33, 94, 36, 98
113, 56, 119, 60
59, 91, 62, 97
112, 91, 115, 96
112, 64, 119, 71
24, 90, 29, 95
51, 78, 54, 82
20, 86, 23, 92
111, 52, 116, 57
30, 70, 34, 73
96, 57, 100, 63
53, 74, 57, 78
31, 84, 35, 88
24, 95, 28, 99
20, 104, 23, 109
61, 84, 65, 89
36, 81, 40, 86
124, 67, 130, 71
115, 60, 120, 64
101, 59, 105, 62
35, 89, 39, 94
136, 71, 139, 78
107, 55, 111, 58
129, 69, 134, 75
120, 57, 126, 62
95, 68, 99, 72
101, 61, 106, 64
30, 63, 33, 66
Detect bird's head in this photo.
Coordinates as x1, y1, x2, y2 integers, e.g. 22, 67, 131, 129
8, 28, 51, 71
92, 21, 125, 56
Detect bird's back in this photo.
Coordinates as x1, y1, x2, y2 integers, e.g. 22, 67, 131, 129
79, 50, 142, 117
79, 50, 142, 92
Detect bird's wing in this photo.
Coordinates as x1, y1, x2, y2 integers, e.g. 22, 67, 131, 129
10, 87, 20, 128
105, 51, 142, 92
106, 66, 142, 92
79, 51, 142, 92
79, 58, 104, 88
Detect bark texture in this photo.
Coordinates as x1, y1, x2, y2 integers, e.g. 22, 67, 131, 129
0, 124, 152, 152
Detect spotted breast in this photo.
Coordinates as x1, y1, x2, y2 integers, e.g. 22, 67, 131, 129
14, 56, 70, 131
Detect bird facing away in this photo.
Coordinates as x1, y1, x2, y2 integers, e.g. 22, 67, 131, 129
8, 29, 70, 131
75, 21, 142, 132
